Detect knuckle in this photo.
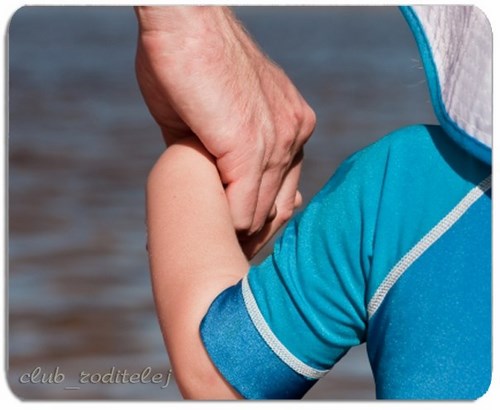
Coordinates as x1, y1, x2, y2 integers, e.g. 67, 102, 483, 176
278, 206, 294, 224
276, 120, 298, 153
281, 128, 297, 153
233, 214, 254, 233
282, 103, 316, 153
300, 104, 316, 141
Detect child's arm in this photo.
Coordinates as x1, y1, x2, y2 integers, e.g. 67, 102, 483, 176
146, 138, 248, 398
147, 137, 300, 398
147, 136, 302, 398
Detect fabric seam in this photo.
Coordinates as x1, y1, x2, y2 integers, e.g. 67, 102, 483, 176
367, 175, 491, 319
241, 276, 330, 379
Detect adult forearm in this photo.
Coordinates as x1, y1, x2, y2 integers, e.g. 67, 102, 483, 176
135, 6, 231, 34
135, 5, 260, 146
135, 5, 314, 234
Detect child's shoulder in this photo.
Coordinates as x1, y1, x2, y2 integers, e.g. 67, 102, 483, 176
319, 124, 489, 210
338, 124, 443, 174
357, 124, 446, 163
330, 125, 449, 188
346, 123, 489, 186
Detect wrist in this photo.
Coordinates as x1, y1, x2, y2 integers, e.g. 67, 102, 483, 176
135, 6, 231, 34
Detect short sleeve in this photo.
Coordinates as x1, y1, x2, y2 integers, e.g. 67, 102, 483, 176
200, 140, 391, 399
200, 124, 492, 399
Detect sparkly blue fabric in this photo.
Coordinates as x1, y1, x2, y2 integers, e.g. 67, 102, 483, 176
248, 125, 490, 371
200, 125, 491, 399
200, 281, 317, 399
368, 192, 491, 399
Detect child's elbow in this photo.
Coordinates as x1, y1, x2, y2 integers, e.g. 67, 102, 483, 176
174, 362, 242, 399
146, 138, 215, 194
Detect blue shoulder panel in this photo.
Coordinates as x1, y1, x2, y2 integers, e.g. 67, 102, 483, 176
368, 191, 491, 399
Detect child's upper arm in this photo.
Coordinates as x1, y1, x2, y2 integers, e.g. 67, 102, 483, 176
146, 138, 249, 398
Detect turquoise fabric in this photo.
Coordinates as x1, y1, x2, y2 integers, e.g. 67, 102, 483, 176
248, 125, 490, 371
200, 280, 317, 399
200, 125, 491, 398
368, 193, 491, 398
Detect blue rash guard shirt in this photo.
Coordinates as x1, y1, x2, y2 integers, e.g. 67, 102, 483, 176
200, 124, 491, 399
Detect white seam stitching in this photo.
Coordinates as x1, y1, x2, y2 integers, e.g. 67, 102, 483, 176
367, 175, 491, 319
241, 276, 329, 379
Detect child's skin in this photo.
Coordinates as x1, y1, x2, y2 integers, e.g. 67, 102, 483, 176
146, 138, 301, 398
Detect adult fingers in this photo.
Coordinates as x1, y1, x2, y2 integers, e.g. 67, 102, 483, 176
239, 210, 283, 260
273, 150, 304, 222
247, 166, 285, 235
294, 190, 303, 208
250, 149, 304, 233
223, 168, 262, 233
248, 97, 314, 233
240, 151, 304, 259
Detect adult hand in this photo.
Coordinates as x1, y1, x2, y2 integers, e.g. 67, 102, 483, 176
239, 150, 303, 259
135, 6, 315, 234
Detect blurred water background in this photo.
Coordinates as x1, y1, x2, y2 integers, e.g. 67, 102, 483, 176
8, 6, 437, 400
